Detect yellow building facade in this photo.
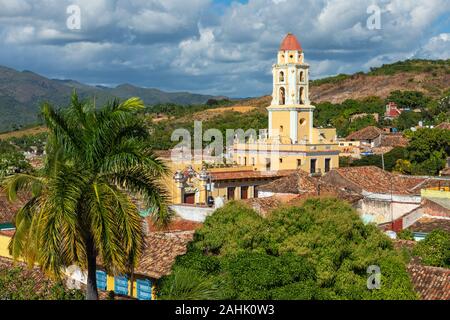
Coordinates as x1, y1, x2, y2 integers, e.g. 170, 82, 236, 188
233, 33, 339, 174
168, 34, 340, 206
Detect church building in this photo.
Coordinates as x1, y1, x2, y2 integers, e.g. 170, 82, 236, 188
167, 33, 340, 207
233, 33, 339, 174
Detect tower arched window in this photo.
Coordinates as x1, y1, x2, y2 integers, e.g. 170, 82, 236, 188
299, 71, 304, 82
279, 87, 286, 105
279, 71, 284, 82
299, 87, 304, 104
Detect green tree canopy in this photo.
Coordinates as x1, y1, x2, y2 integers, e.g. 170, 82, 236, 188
387, 90, 431, 110
159, 200, 417, 300
413, 230, 450, 268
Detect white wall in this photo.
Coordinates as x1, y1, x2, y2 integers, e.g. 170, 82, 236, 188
170, 205, 215, 222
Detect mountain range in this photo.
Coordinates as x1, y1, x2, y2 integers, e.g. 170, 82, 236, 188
0, 65, 224, 132
1, 59, 449, 133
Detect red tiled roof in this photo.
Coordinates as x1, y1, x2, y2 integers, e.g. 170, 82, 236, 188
385, 108, 402, 117
442, 167, 450, 176
408, 217, 450, 233
0, 192, 25, 224
346, 126, 383, 141
324, 166, 427, 195
258, 170, 318, 194
135, 231, 194, 279
378, 134, 409, 147
279, 33, 302, 51
407, 263, 450, 300
211, 169, 296, 182
147, 217, 202, 233
435, 122, 450, 130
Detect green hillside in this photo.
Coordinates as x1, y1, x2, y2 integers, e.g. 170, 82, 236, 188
0, 66, 224, 132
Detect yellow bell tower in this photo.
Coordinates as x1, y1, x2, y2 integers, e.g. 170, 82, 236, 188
268, 33, 313, 144
233, 33, 339, 175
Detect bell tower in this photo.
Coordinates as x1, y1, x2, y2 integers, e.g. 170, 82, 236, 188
268, 33, 313, 144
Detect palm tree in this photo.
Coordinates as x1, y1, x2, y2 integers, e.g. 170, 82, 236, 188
1, 93, 173, 300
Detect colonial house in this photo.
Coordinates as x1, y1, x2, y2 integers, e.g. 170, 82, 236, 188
320, 166, 443, 225
0, 217, 200, 300
345, 126, 408, 154
384, 102, 402, 120
346, 126, 384, 147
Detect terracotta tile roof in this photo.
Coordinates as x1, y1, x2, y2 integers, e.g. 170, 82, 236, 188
408, 217, 450, 233
0, 256, 56, 295
0, 192, 25, 224
211, 169, 296, 182
146, 217, 202, 233
407, 263, 450, 300
385, 108, 402, 117
442, 167, 450, 176
324, 166, 427, 195
279, 33, 302, 51
378, 134, 409, 147
258, 170, 318, 194
242, 195, 297, 217
409, 178, 450, 193
435, 122, 450, 130
258, 170, 364, 204
392, 239, 416, 250
135, 231, 194, 279
346, 126, 383, 141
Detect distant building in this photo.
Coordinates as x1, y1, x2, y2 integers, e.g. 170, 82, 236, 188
435, 122, 450, 130
441, 158, 450, 177
345, 126, 408, 155
321, 166, 435, 225
384, 102, 402, 120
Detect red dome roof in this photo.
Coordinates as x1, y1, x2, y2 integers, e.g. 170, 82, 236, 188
279, 33, 302, 51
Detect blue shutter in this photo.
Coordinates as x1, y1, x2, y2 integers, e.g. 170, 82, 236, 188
96, 270, 107, 291
114, 275, 129, 296
136, 279, 152, 300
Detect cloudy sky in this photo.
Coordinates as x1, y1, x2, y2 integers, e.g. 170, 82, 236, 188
0, 0, 449, 97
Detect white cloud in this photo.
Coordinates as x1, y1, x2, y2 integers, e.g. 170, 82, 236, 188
0, 0, 31, 16
415, 33, 450, 60
0, 0, 448, 97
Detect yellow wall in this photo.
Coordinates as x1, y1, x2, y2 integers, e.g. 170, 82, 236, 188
421, 189, 450, 199
0, 235, 12, 259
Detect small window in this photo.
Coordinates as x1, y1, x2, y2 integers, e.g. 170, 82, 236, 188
266, 158, 271, 171
137, 279, 152, 301
279, 87, 286, 105
114, 275, 129, 296
310, 159, 317, 174
297, 159, 302, 168
325, 158, 331, 173
96, 270, 107, 291
280, 125, 284, 133
299, 87, 304, 104
279, 158, 283, 163
252, 157, 256, 166
227, 187, 236, 201
299, 118, 306, 126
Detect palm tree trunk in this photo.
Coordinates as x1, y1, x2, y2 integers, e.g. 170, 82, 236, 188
86, 236, 99, 300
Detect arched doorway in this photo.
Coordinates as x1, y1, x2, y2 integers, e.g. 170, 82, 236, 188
299, 87, 304, 104
279, 87, 285, 105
